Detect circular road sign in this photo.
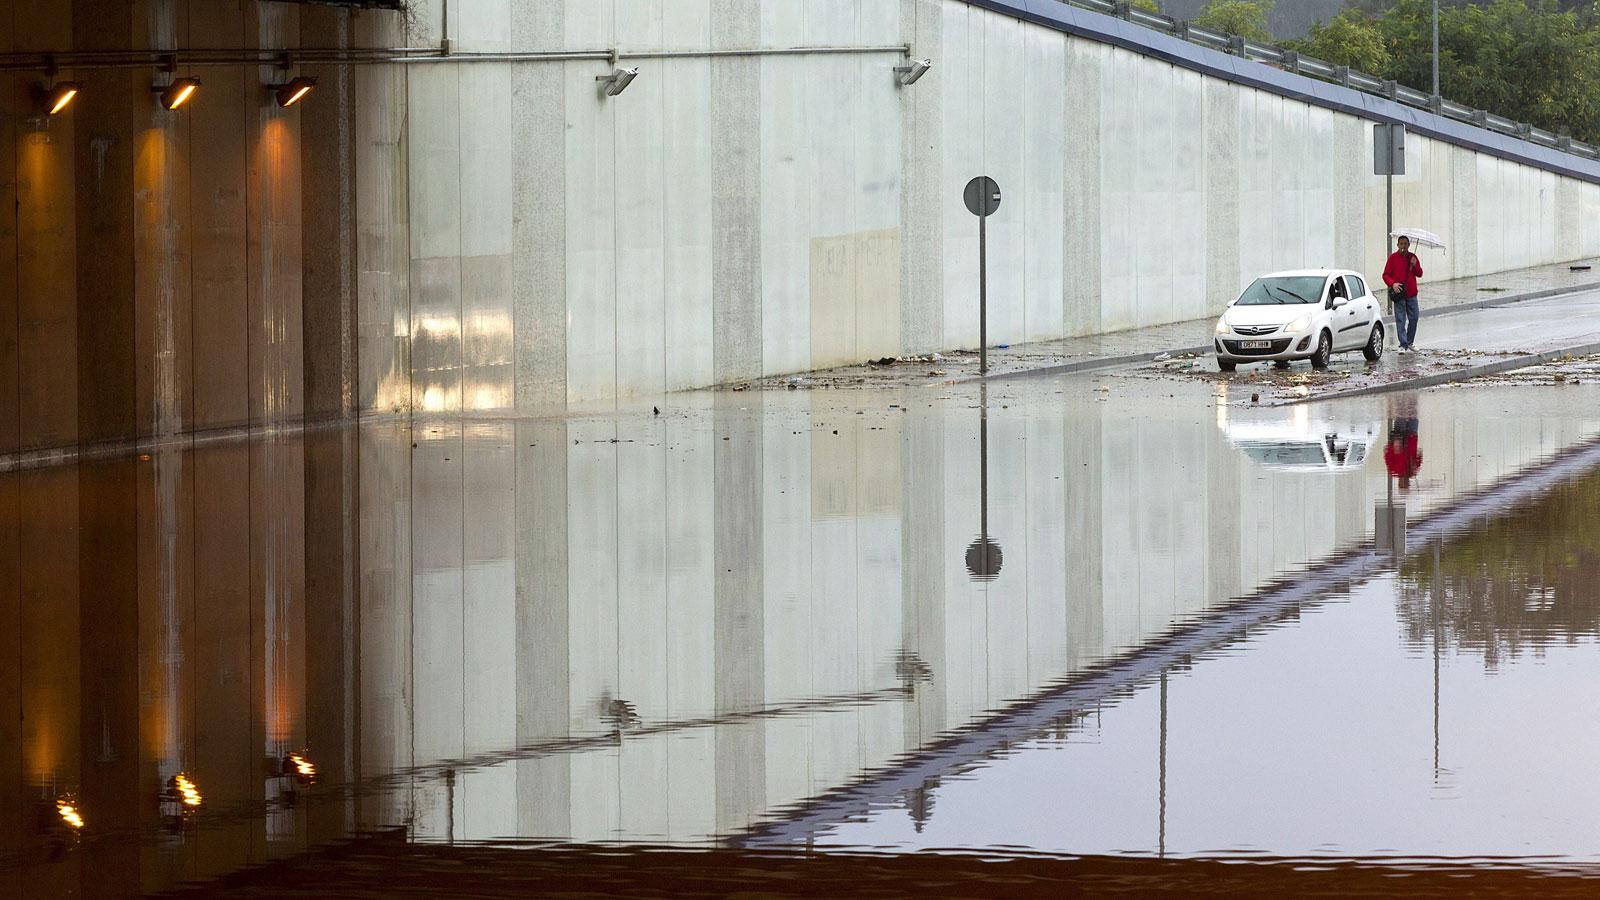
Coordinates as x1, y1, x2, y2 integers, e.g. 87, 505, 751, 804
964, 176, 1001, 217
965, 536, 1004, 582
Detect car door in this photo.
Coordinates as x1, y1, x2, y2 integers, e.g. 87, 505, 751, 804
1332, 274, 1369, 349
1347, 274, 1378, 339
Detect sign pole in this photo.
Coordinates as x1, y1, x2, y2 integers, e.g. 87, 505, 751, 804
979, 212, 987, 374
1386, 172, 1393, 254
963, 176, 1001, 377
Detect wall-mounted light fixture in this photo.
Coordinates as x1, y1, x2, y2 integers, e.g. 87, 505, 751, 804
35, 81, 81, 115
269, 76, 317, 108
596, 66, 639, 97
895, 58, 932, 87
152, 77, 201, 110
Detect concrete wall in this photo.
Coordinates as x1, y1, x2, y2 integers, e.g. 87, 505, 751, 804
3, 0, 1600, 445
369, 0, 1600, 417
0, 0, 392, 458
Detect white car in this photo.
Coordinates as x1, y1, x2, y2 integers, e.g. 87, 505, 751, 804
1213, 269, 1385, 371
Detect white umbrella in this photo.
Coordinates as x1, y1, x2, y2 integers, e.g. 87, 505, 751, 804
1390, 227, 1446, 251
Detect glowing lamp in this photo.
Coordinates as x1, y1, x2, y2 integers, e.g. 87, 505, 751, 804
39, 82, 82, 115
153, 77, 201, 111
271, 76, 317, 108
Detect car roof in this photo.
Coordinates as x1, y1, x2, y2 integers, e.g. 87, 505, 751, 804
1257, 269, 1358, 279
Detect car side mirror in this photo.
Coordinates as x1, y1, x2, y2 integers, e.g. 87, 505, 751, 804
1330, 297, 1348, 309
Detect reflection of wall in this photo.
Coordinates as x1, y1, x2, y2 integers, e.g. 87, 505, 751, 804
362, 389, 1600, 845
6, 387, 1600, 891
0, 433, 332, 895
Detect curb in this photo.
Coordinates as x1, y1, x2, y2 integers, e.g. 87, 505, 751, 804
969, 278, 1600, 385
1274, 339, 1600, 406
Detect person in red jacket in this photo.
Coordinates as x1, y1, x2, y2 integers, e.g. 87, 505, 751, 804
1383, 235, 1424, 353
1384, 415, 1423, 492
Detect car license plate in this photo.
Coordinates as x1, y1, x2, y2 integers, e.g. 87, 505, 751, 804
1240, 340, 1271, 349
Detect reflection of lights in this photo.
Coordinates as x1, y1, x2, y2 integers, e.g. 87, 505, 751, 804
56, 798, 84, 830
421, 386, 447, 412
170, 773, 203, 809
471, 386, 503, 410
288, 752, 317, 782
415, 314, 459, 338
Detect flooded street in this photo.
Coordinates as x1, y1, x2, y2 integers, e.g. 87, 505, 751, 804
6, 375, 1600, 894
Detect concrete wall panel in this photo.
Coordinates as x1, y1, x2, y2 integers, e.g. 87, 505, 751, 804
901, 0, 945, 352
1022, 28, 1065, 343
1063, 40, 1104, 336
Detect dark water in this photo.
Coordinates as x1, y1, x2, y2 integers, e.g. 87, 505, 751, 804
5, 378, 1600, 895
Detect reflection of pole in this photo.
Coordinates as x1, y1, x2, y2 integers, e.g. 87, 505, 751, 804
966, 384, 1003, 582
1158, 669, 1168, 859
446, 767, 456, 844
1432, 539, 1442, 779
966, 385, 1003, 581
980, 383, 989, 544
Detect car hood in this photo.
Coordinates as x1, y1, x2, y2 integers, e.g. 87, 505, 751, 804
1223, 304, 1319, 326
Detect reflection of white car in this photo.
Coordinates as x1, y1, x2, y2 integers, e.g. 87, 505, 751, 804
1214, 269, 1385, 371
1220, 405, 1379, 472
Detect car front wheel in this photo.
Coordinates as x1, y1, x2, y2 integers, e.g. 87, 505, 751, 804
1310, 330, 1332, 369
1362, 322, 1384, 361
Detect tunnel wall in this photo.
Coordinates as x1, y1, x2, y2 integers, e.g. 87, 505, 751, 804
382, 0, 1600, 416
0, 0, 395, 456
3, 0, 1600, 451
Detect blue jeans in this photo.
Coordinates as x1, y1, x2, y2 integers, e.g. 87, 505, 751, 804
1393, 294, 1419, 348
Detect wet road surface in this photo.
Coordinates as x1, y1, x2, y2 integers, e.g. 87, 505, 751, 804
6, 373, 1600, 894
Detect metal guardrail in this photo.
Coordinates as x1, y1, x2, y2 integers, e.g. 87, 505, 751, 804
1088, 0, 1597, 160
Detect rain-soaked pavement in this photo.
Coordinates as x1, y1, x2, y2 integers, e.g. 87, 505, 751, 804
7, 370, 1600, 895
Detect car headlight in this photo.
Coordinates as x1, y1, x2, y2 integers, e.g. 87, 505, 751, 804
1215, 320, 1229, 334
1287, 314, 1312, 333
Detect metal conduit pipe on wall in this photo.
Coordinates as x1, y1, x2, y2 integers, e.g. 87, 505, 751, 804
0, 44, 912, 73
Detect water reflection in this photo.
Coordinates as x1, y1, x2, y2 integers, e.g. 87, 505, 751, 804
4, 382, 1600, 892
1398, 466, 1600, 669
1220, 401, 1379, 472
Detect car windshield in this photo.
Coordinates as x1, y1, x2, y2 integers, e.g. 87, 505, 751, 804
1233, 276, 1327, 306
1239, 443, 1329, 466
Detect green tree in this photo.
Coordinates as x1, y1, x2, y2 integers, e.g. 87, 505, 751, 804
1294, 0, 1600, 143
1131, 0, 1162, 12
1192, 0, 1275, 41
1380, 0, 1600, 142
1287, 8, 1390, 75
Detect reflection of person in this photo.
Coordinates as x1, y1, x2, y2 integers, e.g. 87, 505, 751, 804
1383, 236, 1424, 353
1385, 415, 1423, 491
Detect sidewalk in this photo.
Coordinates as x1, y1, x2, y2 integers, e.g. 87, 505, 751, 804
748, 255, 1600, 391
